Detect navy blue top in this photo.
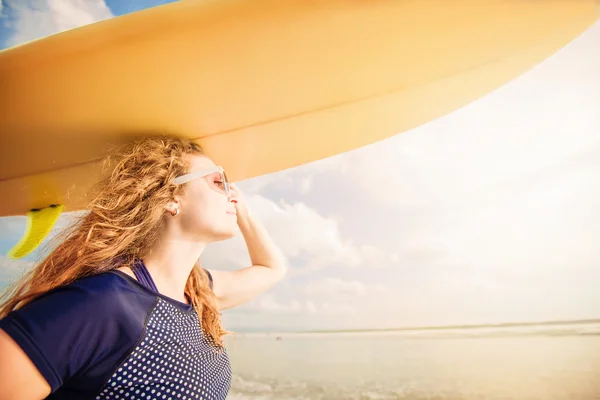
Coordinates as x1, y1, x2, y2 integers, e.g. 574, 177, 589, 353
0, 260, 231, 400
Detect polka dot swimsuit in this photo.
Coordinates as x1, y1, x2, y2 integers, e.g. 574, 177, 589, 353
96, 297, 231, 400
0, 260, 231, 400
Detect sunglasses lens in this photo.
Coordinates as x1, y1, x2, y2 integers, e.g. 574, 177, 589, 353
222, 171, 230, 195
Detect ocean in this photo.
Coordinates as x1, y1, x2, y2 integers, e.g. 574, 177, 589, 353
223, 321, 600, 400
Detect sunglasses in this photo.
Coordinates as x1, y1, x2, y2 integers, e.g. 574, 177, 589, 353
172, 165, 230, 196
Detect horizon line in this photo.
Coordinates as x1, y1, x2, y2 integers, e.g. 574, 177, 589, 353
231, 317, 600, 334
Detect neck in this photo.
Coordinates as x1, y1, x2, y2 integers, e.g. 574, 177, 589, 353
141, 236, 207, 304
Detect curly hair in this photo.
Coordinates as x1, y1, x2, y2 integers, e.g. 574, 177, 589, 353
0, 136, 227, 347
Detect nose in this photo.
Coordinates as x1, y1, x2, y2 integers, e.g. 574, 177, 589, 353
227, 190, 237, 204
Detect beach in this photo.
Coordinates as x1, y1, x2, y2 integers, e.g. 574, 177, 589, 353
224, 321, 600, 399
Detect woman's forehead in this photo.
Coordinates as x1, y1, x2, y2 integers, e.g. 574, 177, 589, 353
187, 154, 215, 170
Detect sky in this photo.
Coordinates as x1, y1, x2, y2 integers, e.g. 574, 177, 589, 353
0, 1, 599, 333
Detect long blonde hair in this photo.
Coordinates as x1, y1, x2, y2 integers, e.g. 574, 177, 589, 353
0, 136, 227, 347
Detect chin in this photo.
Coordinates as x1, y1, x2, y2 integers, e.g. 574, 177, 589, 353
211, 226, 238, 242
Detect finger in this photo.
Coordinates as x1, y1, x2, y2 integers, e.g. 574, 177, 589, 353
229, 184, 243, 196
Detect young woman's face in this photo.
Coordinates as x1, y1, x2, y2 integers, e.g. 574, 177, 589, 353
175, 154, 238, 242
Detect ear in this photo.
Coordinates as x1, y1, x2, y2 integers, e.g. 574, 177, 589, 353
165, 199, 181, 215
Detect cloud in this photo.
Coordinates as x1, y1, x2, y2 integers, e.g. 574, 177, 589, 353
248, 195, 400, 271
298, 176, 313, 195
227, 276, 390, 323
232, 293, 356, 317
237, 294, 305, 315
305, 301, 317, 314
2, 0, 113, 47
319, 302, 355, 315
202, 193, 395, 272
301, 277, 386, 298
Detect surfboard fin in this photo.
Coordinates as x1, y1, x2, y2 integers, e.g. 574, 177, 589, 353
8, 204, 64, 259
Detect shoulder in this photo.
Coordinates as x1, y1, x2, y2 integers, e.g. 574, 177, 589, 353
0, 272, 156, 391
0, 271, 157, 347
0, 271, 160, 358
21, 271, 155, 320
0, 271, 158, 393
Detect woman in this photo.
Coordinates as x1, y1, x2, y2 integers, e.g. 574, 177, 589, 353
0, 137, 287, 400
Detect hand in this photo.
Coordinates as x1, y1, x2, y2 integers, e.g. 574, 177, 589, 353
229, 183, 250, 220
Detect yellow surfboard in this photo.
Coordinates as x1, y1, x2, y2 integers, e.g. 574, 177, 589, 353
0, 0, 598, 257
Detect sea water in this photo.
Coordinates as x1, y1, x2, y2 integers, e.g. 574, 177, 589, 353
224, 322, 600, 399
